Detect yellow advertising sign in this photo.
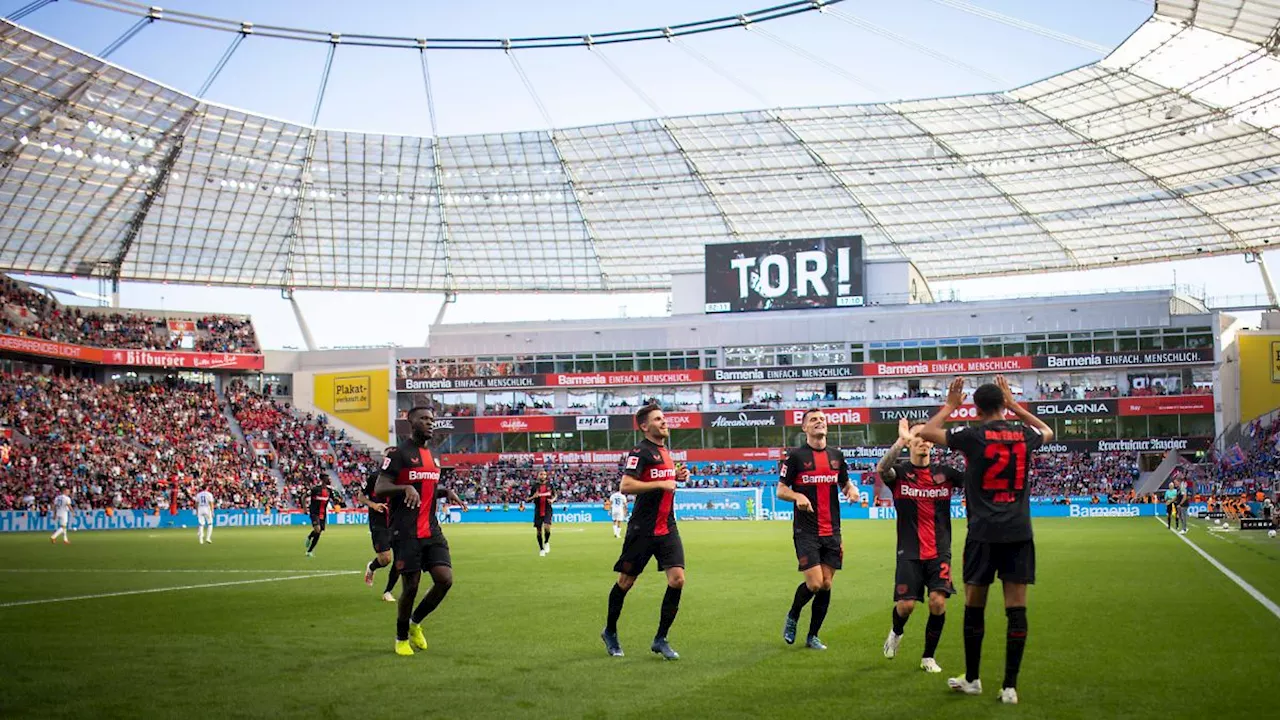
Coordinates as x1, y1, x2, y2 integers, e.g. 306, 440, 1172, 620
313, 368, 388, 442
333, 375, 371, 413
1238, 334, 1280, 421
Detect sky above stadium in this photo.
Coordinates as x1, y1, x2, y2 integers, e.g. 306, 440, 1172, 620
7, 0, 1276, 349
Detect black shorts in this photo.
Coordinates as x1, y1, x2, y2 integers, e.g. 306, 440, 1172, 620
962, 537, 1035, 586
613, 531, 684, 576
794, 533, 843, 571
894, 557, 955, 601
533, 512, 552, 527
393, 533, 452, 573
309, 514, 327, 531
370, 525, 393, 553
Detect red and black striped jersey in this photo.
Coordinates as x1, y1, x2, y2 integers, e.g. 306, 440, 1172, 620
885, 462, 963, 560
780, 445, 850, 538
382, 439, 447, 540
534, 484, 553, 516
621, 439, 678, 537
307, 485, 336, 516
362, 471, 390, 529
945, 422, 1045, 543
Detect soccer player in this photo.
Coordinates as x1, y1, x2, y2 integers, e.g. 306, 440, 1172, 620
195, 487, 216, 545
304, 479, 339, 557
877, 418, 964, 673
50, 488, 72, 544
530, 471, 556, 556
777, 408, 857, 651
606, 489, 629, 538
359, 447, 400, 602
375, 406, 469, 657
917, 376, 1053, 705
600, 405, 689, 660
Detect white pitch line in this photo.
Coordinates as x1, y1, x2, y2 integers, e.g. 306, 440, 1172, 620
1156, 520, 1280, 621
0, 568, 352, 574
0, 571, 355, 609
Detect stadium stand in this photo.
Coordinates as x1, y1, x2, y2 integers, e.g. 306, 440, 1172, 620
0, 373, 278, 510
225, 380, 372, 505
1, 275, 259, 353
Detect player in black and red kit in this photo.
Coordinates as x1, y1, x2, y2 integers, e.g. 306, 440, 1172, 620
876, 418, 963, 673
303, 479, 339, 557
358, 447, 400, 602
529, 471, 556, 556
918, 376, 1053, 705
600, 404, 689, 661
777, 408, 857, 650
374, 406, 469, 657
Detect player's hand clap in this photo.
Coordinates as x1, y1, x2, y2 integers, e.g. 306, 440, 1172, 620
944, 377, 966, 408
897, 417, 913, 443
403, 485, 421, 508
794, 494, 814, 513
996, 374, 1019, 408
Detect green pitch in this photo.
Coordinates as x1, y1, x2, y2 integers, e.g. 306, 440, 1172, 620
0, 517, 1276, 719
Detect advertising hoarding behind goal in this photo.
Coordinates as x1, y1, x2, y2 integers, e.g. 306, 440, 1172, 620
704, 235, 864, 314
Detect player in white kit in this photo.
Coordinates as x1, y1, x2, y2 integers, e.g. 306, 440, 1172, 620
606, 491, 629, 538
50, 490, 72, 544
196, 489, 216, 544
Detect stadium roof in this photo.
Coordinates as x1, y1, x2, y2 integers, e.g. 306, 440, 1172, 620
1, 0, 1279, 292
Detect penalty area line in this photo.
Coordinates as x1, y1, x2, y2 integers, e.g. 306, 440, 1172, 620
0, 571, 355, 609
1156, 519, 1280, 621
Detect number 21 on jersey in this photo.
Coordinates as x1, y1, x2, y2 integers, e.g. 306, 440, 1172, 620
982, 441, 1027, 504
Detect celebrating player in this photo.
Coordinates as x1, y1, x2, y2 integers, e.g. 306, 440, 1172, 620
777, 408, 857, 651
917, 376, 1052, 705
359, 447, 400, 602
530, 471, 556, 556
877, 418, 963, 673
606, 489, 628, 538
49, 488, 72, 545
195, 487, 215, 545
375, 406, 469, 657
600, 405, 689, 660
303, 478, 339, 557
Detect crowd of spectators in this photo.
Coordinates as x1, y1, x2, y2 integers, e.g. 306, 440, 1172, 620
1, 275, 259, 353
0, 372, 279, 511
226, 380, 372, 505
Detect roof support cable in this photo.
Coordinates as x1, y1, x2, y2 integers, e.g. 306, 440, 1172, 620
7, 0, 57, 22
310, 33, 339, 126
670, 35, 773, 109
922, 0, 1110, 54
99, 11, 156, 59
197, 29, 247, 97
823, 6, 1009, 86
417, 42, 440, 138
748, 23, 885, 96
505, 40, 556, 128
588, 37, 665, 118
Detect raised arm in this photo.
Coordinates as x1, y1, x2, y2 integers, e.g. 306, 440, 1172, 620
918, 377, 965, 446
877, 418, 912, 482
997, 375, 1054, 442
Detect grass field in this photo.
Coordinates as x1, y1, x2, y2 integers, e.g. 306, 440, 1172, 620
0, 516, 1277, 719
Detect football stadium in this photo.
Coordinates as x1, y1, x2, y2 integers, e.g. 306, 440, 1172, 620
1, 0, 1279, 716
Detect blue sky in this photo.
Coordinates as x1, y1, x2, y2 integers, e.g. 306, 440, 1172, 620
10, 0, 1272, 349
